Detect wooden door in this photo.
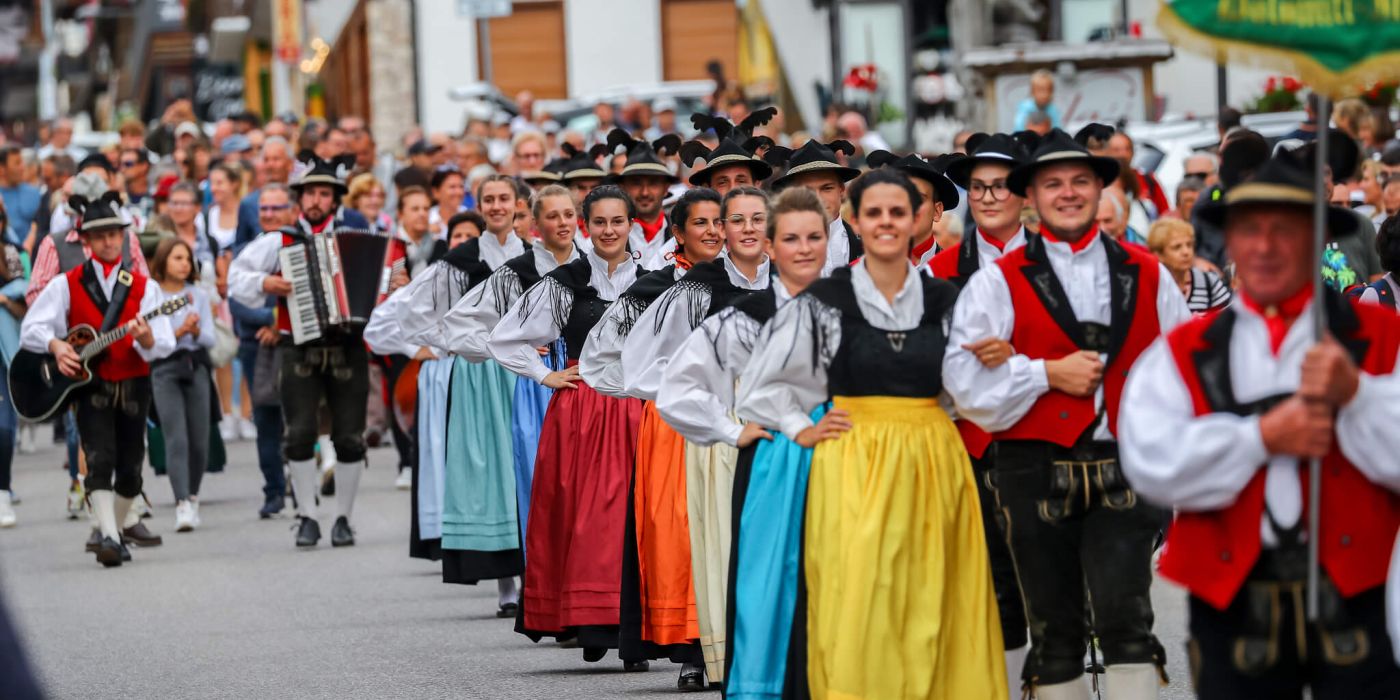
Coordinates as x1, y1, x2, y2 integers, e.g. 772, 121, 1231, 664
661, 0, 738, 81
479, 1, 568, 99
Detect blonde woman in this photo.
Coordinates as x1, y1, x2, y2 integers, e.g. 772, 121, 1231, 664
346, 173, 392, 234
1147, 218, 1231, 313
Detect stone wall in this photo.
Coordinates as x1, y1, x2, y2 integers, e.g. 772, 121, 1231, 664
366, 0, 416, 153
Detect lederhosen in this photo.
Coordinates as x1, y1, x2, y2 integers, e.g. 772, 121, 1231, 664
930, 237, 1029, 652
991, 233, 1168, 687
67, 263, 152, 498
275, 218, 372, 464
1161, 296, 1400, 700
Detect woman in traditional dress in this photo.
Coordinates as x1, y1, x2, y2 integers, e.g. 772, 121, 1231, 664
623, 186, 772, 687
655, 187, 831, 698
366, 212, 483, 563
736, 169, 1007, 699
578, 188, 728, 684
443, 185, 580, 572
486, 185, 646, 668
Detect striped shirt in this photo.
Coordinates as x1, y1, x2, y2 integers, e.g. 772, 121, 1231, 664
1184, 267, 1232, 313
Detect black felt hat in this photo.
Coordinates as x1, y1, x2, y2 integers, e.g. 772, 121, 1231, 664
865, 150, 960, 209
1006, 128, 1121, 197
290, 151, 355, 195
943, 133, 1031, 189
68, 191, 128, 233
607, 129, 681, 183
558, 143, 609, 182
522, 158, 565, 187
682, 108, 778, 185
767, 139, 862, 189
1197, 148, 1356, 237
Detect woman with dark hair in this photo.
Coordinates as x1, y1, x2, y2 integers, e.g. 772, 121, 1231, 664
429, 165, 467, 239
486, 185, 645, 667
737, 169, 1006, 698
149, 237, 217, 532
621, 185, 773, 687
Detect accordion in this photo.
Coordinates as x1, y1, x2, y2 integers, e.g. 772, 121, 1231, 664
279, 228, 388, 345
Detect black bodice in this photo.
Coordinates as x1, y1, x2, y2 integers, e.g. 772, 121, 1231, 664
803, 268, 959, 398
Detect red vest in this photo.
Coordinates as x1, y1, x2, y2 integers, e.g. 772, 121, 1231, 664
65, 264, 150, 382
928, 240, 993, 459
994, 231, 1162, 446
1157, 301, 1400, 610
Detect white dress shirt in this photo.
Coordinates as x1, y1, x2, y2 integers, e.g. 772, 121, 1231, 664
659, 282, 795, 446
621, 256, 771, 401
21, 260, 176, 362
821, 219, 851, 278
943, 231, 1191, 440
737, 260, 923, 440
444, 241, 578, 362
227, 231, 285, 308
488, 251, 641, 383
1119, 299, 1400, 545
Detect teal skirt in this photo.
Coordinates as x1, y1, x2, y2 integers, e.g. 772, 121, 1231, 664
441, 357, 519, 554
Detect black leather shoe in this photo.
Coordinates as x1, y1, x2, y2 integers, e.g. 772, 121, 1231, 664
496, 602, 518, 619
295, 517, 321, 547
677, 663, 705, 691
582, 647, 607, 663
122, 522, 163, 547
94, 536, 123, 568
85, 528, 102, 552
330, 516, 354, 547
259, 494, 285, 519
623, 660, 650, 672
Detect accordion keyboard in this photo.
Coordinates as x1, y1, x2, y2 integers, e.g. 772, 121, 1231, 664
279, 244, 324, 344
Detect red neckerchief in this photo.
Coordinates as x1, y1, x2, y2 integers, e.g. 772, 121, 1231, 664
977, 229, 1010, 252
635, 213, 665, 242
94, 257, 120, 276
304, 216, 333, 234
672, 251, 693, 271
910, 235, 936, 264
1039, 224, 1099, 253
577, 219, 590, 238
1240, 285, 1314, 355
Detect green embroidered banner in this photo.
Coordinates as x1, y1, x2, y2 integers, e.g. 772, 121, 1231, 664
1158, 0, 1400, 97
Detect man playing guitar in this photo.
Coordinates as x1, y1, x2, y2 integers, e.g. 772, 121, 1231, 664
19, 192, 175, 567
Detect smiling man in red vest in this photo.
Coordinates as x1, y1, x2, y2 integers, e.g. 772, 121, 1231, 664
19, 192, 175, 567
944, 128, 1191, 700
1119, 150, 1400, 698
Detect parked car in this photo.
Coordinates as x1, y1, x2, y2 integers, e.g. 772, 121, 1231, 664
1117, 111, 1305, 202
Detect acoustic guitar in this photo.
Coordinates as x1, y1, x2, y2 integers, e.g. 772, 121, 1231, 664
8, 294, 190, 421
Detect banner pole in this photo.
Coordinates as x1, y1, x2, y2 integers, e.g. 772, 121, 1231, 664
1307, 95, 1331, 622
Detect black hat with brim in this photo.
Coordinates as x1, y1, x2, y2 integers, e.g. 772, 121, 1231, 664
558, 144, 609, 182
290, 151, 354, 195
768, 139, 861, 189
1006, 128, 1121, 197
683, 135, 773, 186
609, 129, 681, 184
943, 133, 1031, 189
865, 150, 960, 209
69, 192, 128, 233
1197, 150, 1357, 237
77, 153, 115, 174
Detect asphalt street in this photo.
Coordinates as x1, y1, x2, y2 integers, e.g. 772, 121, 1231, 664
0, 435, 1197, 699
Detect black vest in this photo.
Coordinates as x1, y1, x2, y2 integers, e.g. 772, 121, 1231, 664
543, 257, 615, 360
804, 267, 958, 398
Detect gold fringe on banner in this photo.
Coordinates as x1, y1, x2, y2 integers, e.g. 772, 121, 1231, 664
1157, 2, 1400, 99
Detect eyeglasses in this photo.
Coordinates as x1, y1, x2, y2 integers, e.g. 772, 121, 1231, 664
968, 181, 1012, 201
726, 214, 767, 228
259, 204, 292, 212
120, 160, 139, 168
168, 200, 198, 208
1184, 171, 1213, 179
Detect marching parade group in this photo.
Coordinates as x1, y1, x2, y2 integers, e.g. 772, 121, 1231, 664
16, 100, 1400, 700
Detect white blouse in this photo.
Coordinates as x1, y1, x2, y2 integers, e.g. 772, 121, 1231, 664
620, 256, 771, 401
658, 282, 795, 446
736, 260, 923, 441
1119, 299, 1400, 546
629, 222, 677, 271
488, 251, 641, 383
579, 265, 687, 398
444, 240, 578, 362
942, 232, 1191, 440
364, 273, 430, 358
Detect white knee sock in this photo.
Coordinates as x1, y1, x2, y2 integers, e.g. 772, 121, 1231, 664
289, 459, 319, 518
1103, 663, 1160, 700
1034, 675, 1092, 700
334, 460, 363, 520
497, 577, 519, 606
1005, 645, 1029, 700
114, 495, 135, 532
90, 491, 119, 539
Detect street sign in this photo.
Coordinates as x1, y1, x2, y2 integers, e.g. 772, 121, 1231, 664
457, 0, 512, 19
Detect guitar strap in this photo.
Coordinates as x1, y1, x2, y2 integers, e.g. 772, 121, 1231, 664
97, 268, 135, 334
